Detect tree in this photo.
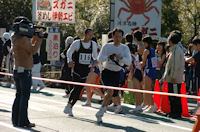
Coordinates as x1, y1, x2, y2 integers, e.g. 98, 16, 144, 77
0, 0, 32, 30
175, 0, 200, 43
161, 0, 182, 38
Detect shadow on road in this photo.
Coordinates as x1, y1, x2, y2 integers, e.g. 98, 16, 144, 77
71, 116, 145, 132
31, 91, 55, 97
0, 109, 10, 113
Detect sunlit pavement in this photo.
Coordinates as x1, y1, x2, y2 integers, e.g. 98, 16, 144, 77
0, 84, 196, 132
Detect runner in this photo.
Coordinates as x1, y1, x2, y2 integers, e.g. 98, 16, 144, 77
63, 29, 98, 116
82, 37, 104, 107
132, 30, 145, 62
141, 36, 157, 113
96, 28, 131, 123
128, 44, 143, 113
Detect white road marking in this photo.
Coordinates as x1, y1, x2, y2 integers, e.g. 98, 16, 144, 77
159, 122, 192, 131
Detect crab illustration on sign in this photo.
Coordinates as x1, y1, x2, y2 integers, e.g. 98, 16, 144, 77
118, 0, 160, 26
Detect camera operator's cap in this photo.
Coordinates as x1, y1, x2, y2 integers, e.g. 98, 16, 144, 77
3, 32, 10, 41
65, 36, 74, 47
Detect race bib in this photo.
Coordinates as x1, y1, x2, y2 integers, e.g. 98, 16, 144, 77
151, 57, 157, 68
79, 53, 91, 65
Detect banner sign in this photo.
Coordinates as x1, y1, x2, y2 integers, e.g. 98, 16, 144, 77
46, 27, 60, 61
33, 0, 75, 23
114, 0, 162, 37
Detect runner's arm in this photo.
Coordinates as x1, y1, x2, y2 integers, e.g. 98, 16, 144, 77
118, 46, 132, 66
98, 44, 108, 63
141, 49, 149, 69
67, 41, 80, 63
92, 41, 98, 60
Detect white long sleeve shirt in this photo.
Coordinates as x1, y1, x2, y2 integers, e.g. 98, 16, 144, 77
98, 43, 131, 71
67, 40, 98, 62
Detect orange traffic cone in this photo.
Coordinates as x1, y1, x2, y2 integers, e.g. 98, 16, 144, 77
161, 81, 171, 113
181, 82, 192, 117
197, 89, 200, 105
123, 72, 131, 88
79, 88, 85, 100
153, 79, 161, 110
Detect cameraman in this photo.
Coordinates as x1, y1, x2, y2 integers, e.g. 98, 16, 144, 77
11, 16, 43, 128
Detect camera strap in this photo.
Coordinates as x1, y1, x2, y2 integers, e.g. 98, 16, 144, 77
110, 59, 124, 68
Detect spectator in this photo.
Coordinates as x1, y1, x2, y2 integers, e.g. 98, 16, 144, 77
0, 37, 3, 81
185, 44, 194, 93
60, 36, 74, 95
32, 51, 45, 91
2, 32, 12, 87
185, 36, 200, 96
163, 30, 185, 119
156, 41, 166, 80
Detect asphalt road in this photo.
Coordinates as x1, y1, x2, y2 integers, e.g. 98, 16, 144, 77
0, 84, 196, 132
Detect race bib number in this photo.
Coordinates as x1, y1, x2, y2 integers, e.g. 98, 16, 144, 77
79, 53, 91, 64
151, 57, 157, 68
135, 60, 141, 69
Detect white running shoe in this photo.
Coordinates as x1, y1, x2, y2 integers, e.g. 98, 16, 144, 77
82, 102, 91, 107
96, 107, 105, 123
129, 105, 143, 113
96, 112, 102, 123
64, 104, 73, 117
114, 105, 123, 114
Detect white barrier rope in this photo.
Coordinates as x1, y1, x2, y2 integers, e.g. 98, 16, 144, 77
0, 72, 200, 99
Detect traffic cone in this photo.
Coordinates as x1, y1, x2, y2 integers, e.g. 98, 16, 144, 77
123, 72, 131, 88
160, 81, 171, 113
79, 88, 85, 100
197, 89, 200, 105
153, 79, 161, 110
181, 82, 192, 117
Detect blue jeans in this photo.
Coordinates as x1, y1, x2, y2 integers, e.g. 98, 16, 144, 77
12, 69, 32, 126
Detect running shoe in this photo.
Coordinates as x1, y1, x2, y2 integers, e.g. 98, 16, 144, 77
82, 102, 91, 107
114, 105, 123, 114
38, 86, 45, 91
129, 105, 143, 113
64, 104, 73, 117
96, 107, 105, 123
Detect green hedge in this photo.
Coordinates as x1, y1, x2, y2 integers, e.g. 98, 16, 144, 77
123, 91, 135, 105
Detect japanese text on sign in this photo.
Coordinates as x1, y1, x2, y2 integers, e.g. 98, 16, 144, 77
33, 0, 75, 23
46, 27, 60, 61
114, 0, 162, 37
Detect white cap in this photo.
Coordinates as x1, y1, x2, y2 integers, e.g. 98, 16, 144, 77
65, 36, 74, 47
3, 32, 10, 41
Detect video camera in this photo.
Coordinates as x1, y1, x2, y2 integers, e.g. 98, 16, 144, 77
109, 54, 116, 61
13, 20, 48, 39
